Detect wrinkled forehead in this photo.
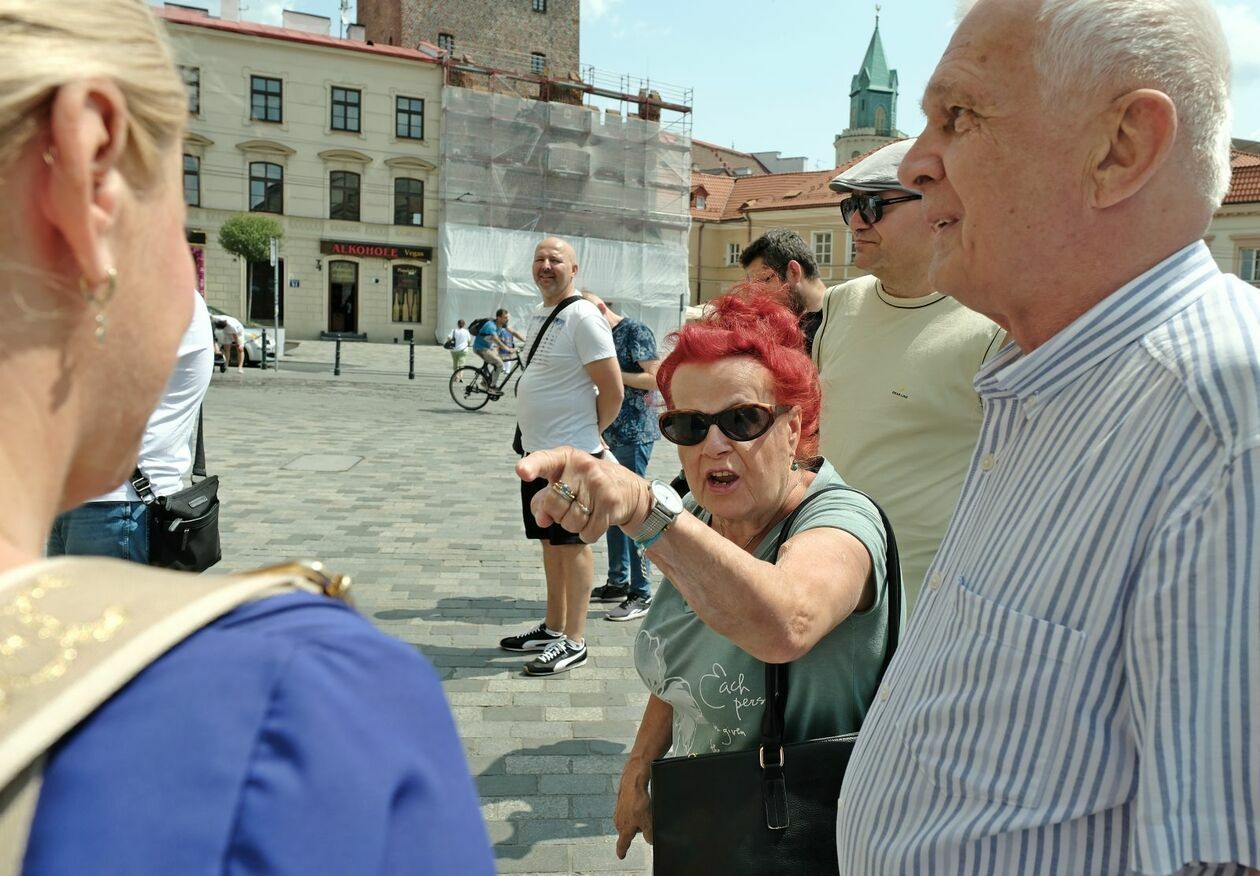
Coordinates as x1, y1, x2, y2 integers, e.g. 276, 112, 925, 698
926, 0, 1042, 106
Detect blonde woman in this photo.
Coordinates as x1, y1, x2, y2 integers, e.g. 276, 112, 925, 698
0, 2, 492, 871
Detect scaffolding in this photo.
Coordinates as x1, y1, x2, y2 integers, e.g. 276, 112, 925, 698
436, 56, 693, 347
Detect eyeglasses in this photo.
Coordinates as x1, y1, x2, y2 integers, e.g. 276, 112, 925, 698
840, 192, 922, 226
659, 403, 792, 446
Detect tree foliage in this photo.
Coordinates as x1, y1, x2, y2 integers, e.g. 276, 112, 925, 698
217, 214, 283, 263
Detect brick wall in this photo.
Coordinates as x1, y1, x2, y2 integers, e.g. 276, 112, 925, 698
360, 0, 580, 77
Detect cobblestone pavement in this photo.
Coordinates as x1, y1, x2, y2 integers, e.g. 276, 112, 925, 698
205, 340, 678, 874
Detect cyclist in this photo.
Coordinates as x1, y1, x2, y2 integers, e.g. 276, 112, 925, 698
473, 309, 513, 396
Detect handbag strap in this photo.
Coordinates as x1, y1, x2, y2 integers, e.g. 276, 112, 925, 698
128, 405, 209, 505
0, 558, 352, 874
522, 294, 581, 371
759, 484, 903, 756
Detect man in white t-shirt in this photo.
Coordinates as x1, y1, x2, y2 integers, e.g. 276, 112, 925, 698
814, 139, 1004, 612
213, 313, 246, 372
47, 291, 215, 563
500, 237, 622, 675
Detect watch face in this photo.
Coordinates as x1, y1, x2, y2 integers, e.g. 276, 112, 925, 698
651, 480, 684, 515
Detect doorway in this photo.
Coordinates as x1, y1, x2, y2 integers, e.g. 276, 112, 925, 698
328, 259, 358, 333
248, 258, 285, 324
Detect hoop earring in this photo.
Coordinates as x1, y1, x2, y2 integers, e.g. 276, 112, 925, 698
80, 268, 118, 345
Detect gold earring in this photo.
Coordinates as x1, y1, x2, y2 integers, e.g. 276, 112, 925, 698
42, 148, 56, 167
80, 268, 118, 345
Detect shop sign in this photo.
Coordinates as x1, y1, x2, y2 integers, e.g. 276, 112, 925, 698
319, 239, 432, 261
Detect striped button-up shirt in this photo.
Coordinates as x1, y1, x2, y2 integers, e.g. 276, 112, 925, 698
836, 242, 1259, 875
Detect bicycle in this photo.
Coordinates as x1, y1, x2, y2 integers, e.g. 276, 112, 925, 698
449, 355, 521, 410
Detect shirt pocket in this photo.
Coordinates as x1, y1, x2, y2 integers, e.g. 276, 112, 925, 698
898, 577, 1085, 809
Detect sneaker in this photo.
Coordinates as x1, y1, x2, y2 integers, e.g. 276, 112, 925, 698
499, 622, 564, 652
590, 583, 629, 603
606, 595, 652, 622
523, 639, 587, 675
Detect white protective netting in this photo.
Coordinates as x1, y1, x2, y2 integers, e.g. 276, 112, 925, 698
437, 86, 691, 348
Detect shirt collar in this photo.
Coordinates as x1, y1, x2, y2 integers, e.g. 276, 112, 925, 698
976, 241, 1218, 404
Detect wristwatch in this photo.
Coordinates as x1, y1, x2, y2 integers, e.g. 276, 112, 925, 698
631, 480, 684, 549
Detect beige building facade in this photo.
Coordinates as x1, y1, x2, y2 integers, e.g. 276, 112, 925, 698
688, 170, 866, 304
1206, 147, 1260, 287
160, 5, 443, 342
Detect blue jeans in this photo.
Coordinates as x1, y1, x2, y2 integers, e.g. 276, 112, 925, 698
47, 501, 150, 564
605, 442, 654, 599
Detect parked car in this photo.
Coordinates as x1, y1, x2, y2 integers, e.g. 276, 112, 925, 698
207, 305, 285, 366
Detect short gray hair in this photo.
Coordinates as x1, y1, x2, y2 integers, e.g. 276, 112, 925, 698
955, 0, 1233, 207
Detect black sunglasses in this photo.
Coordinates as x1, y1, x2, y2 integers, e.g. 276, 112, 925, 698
659, 404, 792, 446
840, 192, 922, 226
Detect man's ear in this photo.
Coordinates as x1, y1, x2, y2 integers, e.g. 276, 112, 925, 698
40, 79, 130, 288
1090, 88, 1177, 210
785, 260, 804, 287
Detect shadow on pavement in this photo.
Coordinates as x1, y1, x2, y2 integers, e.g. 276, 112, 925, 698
480, 739, 627, 860
375, 595, 549, 623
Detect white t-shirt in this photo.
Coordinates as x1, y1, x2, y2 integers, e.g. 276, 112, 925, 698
218, 314, 244, 339
95, 292, 215, 501
517, 295, 616, 453
450, 327, 472, 352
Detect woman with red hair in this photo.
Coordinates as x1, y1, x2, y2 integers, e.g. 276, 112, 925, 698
517, 284, 895, 860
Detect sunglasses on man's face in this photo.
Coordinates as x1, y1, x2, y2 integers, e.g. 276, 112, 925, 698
840, 192, 923, 226
659, 403, 792, 446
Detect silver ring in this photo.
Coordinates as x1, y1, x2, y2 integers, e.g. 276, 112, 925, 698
551, 481, 578, 503
573, 498, 592, 517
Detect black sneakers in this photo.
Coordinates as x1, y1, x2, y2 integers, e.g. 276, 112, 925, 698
590, 583, 629, 603
523, 638, 588, 675
499, 622, 564, 652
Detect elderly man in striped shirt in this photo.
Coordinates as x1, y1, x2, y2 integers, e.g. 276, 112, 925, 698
836, 0, 1260, 874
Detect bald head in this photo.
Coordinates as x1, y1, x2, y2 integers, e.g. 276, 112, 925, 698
532, 237, 580, 305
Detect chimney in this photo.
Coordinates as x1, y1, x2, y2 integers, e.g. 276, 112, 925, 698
220, 0, 239, 20
346, 23, 366, 41
281, 10, 332, 35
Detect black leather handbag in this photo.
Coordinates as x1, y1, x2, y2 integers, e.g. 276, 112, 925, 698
650, 485, 902, 875
130, 408, 222, 573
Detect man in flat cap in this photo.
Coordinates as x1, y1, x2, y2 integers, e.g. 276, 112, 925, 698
815, 138, 1003, 611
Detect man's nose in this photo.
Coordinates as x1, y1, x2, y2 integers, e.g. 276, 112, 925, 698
899, 136, 941, 189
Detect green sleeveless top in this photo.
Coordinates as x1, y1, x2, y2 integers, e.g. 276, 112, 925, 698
635, 460, 890, 756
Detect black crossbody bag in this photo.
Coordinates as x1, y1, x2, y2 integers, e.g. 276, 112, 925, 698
130, 408, 222, 573
650, 485, 903, 875
512, 294, 581, 456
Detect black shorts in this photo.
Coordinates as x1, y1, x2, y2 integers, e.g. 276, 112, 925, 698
520, 476, 586, 545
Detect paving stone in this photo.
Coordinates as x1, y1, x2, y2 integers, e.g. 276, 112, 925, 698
202, 342, 681, 875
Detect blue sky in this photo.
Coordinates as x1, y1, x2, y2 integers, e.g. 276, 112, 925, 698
162, 0, 1260, 170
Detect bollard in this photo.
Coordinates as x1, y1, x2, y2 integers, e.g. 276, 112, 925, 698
334, 338, 341, 376
260, 330, 268, 370
408, 339, 415, 380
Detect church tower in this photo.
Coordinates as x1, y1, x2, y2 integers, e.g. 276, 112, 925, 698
834, 9, 907, 165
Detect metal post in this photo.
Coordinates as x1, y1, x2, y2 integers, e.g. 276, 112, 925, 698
334, 338, 341, 376
260, 329, 268, 369
408, 338, 415, 380
270, 237, 281, 373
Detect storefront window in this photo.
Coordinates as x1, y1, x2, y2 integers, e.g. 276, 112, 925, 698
391, 264, 421, 323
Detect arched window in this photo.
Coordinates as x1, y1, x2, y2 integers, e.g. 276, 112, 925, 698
330, 170, 361, 221
874, 106, 887, 135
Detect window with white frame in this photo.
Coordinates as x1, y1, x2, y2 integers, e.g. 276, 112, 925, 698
437, 32, 454, 51
532, 0, 547, 11
330, 87, 361, 133
813, 231, 833, 266
847, 233, 858, 265
1240, 247, 1260, 284
727, 242, 741, 266
183, 155, 200, 207
530, 52, 546, 74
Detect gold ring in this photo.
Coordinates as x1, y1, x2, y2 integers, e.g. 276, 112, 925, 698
573, 498, 592, 516
551, 481, 578, 503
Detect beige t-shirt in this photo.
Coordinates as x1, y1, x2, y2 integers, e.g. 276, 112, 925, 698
812, 275, 1004, 612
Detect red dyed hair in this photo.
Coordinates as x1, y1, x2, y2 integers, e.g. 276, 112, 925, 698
659, 280, 820, 459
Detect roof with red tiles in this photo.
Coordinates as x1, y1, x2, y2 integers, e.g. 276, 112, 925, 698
690, 140, 771, 177
690, 151, 872, 221
1225, 147, 1260, 205
155, 5, 443, 65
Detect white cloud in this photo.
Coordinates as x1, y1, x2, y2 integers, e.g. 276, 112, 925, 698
581, 0, 621, 21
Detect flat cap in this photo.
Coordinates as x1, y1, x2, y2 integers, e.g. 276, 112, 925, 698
830, 138, 919, 194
